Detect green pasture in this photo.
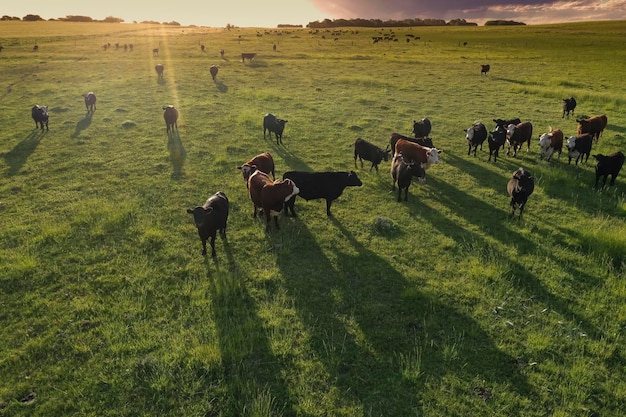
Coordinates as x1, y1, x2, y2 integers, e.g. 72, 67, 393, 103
1, 20, 625, 416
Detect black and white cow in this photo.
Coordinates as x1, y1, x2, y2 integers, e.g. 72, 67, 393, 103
506, 122, 533, 157
31, 105, 49, 130
465, 122, 488, 157
566, 133, 593, 165
507, 167, 534, 220
282, 170, 362, 216
593, 151, 624, 188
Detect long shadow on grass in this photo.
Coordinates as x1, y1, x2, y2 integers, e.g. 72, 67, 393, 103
275, 219, 534, 415
167, 130, 187, 179
72, 112, 92, 138
4, 130, 46, 175
206, 256, 298, 416
214, 80, 228, 93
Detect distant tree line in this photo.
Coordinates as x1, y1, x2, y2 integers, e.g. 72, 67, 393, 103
1, 14, 180, 25
306, 18, 480, 28
484, 20, 526, 26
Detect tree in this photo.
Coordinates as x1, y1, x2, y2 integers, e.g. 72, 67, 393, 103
23, 14, 44, 22
102, 16, 124, 23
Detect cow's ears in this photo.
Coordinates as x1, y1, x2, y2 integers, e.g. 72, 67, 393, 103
205, 207, 214, 214
236, 165, 242, 170
186, 208, 194, 214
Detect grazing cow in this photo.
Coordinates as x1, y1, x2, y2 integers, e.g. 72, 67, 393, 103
412, 118, 432, 138
488, 126, 506, 162
389, 133, 434, 155
209, 65, 218, 81
220, 49, 225, 58
186, 191, 229, 257
507, 167, 534, 220
593, 151, 624, 188
31, 105, 49, 130
237, 152, 275, 185
33, 45, 38, 52
248, 171, 299, 232
263, 113, 287, 145
465, 122, 488, 157
241, 52, 256, 62
282, 171, 362, 216
394, 139, 442, 172
163, 105, 178, 133
200, 44, 205, 52
566, 133, 593, 165
506, 122, 533, 157
562, 97, 576, 118
481, 64, 490, 75
152, 48, 159, 56
391, 153, 424, 201
155, 64, 164, 78
576, 114, 607, 143
83, 92, 96, 112
538, 129, 564, 162
352, 138, 390, 172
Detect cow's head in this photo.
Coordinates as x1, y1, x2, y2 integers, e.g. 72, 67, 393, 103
538, 133, 552, 149
381, 145, 391, 162
237, 163, 257, 181
566, 136, 577, 149
426, 148, 442, 164
187, 206, 213, 228
505, 124, 517, 138
465, 126, 475, 141
347, 170, 363, 187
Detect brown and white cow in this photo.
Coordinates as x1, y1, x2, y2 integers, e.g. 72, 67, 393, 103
394, 138, 441, 172
248, 170, 299, 232
237, 152, 275, 186
538, 128, 563, 162
576, 114, 607, 143
506, 121, 533, 157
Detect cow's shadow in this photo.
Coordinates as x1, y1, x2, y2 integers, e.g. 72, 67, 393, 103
167, 130, 187, 179
4, 130, 45, 175
72, 112, 93, 138
157, 76, 165, 86
214, 80, 228, 93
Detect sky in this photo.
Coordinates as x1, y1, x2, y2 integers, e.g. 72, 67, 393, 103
2, 0, 626, 27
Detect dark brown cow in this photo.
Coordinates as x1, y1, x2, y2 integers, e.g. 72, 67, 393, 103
241, 52, 256, 62
507, 167, 534, 220
481, 64, 490, 75
506, 122, 533, 157
577, 114, 607, 143
593, 151, 624, 188
83, 92, 96, 112
237, 152, 275, 185
248, 171, 299, 232
155, 64, 164, 78
210, 65, 218, 81
162, 105, 178, 133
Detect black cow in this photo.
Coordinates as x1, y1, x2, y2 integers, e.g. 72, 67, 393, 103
389, 133, 434, 155
391, 153, 423, 202
263, 113, 288, 145
186, 191, 229, 257
593, 151, 624, 188
488, 126, 506, 162
507, 167, 534, 220
31, 105, 49, 130
465, 122, 488, 157
210, 65, 218, 81
566, 134, 593, 165
562, 97, 576, 118
84, 92, 96, 112
163, 105, 179, 133
481, 64, 490, 75
412, 118, 432, 138
353, 138, 390, 172
283, 171, 362, 216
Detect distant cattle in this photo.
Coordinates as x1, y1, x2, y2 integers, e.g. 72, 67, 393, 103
31, 105, 49, 130
200, 44, 205, 52
593, 151, 624, 188
241, 52, 256, 62
282, 171, 362, 216
389, 133, 434, 155
186, 191, 229, 257
210, 65, 218, 80
220, 49, 225, 58
506, 122, 533, 157
488, 126, 507, 163
394, 139, 442, 172
566, 133, 593, 165
465, 122, 489, 157
562, 97, 576, 118
538, 128, 564, 162
163, 105, 178, 133
577, 114, 607, 143
390, 154, 424, 202
237, 152, 275, 186
248, 170, 299, 232
352, 138, 390, 172
481, 64, 490, 75
152, 48, 159, 56
263, 113, 287, 145
83, 92, 96, 112
155, 64, 164, 78
507, 167, 534, 220
412, 118, 432, 138
33, 45, 38, 52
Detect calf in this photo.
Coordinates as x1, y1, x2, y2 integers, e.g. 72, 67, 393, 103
83, 92, 96, 112
538, 128, 564, 162
566, 133, 593, 165
394, 139, 442, 172
465, 122, 488, 157
163, 105, 178, 133
210, 65, 218, 81
282, 170, 362, 216
389, 133, 434, 155
31, 105, 49, 130
155, 64, 164, 78
562, 97, 576, 118
481, 64, 490, 75
186, 191, 229, 257
412, 117, 432, 138
263, 113, 288, 144
593, 151, 624, 188
577, 114, 607, 143
507, 167, 534, 220
506, 121, 533, 157
488, 126, 506, 162
353, 137, 390, 172
391, 153, 423, 201
248, 171, 299, 232
237, 152, 275, 185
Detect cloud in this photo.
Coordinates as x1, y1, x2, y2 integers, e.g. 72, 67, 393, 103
308, 0, 626, 24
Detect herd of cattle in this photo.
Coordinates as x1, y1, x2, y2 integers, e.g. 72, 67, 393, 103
28, 90, 623, 258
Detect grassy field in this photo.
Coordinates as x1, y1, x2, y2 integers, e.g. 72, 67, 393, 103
1, 20, 626, 416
